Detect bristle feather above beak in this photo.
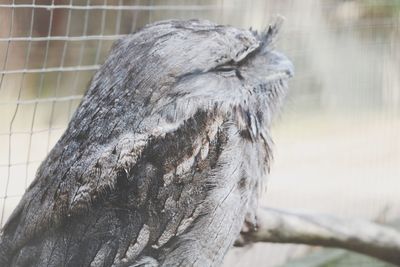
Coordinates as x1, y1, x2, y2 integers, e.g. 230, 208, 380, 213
262, 15, 286, 48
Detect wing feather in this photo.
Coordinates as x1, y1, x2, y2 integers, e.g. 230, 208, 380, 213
1, 108, 227, 266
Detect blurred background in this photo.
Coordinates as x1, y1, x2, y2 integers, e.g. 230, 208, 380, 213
0, 0, 399, 266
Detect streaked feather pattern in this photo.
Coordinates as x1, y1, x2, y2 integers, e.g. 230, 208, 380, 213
0, 19, 293, 267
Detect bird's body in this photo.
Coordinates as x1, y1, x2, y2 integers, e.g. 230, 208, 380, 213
0, 19, 293, 267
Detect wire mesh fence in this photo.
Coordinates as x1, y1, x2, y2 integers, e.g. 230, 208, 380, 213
0, 0, 226, 221
0, 0, 399, 266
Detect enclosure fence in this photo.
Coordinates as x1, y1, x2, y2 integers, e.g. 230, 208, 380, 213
1, 0, 399, 266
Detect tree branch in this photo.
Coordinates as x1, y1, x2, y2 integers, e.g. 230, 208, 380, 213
236, 207, 400, 265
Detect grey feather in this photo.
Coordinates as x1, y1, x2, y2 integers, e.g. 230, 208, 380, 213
0, 19, 293, 267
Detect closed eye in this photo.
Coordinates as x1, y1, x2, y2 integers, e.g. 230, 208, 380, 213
214, 66, 243, 80
215, 65, 236, 72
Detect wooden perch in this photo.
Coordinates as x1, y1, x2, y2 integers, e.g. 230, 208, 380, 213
236, 207, 400, 265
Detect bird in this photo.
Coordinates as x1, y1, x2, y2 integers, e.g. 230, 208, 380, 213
0, 19, 293, 267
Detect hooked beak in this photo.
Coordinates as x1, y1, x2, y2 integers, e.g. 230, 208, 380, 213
269, 51, 294, 78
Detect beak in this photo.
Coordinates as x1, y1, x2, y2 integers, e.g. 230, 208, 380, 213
270, 51, 294, 78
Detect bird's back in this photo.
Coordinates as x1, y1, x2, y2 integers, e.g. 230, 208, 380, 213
0, 19, 292, 267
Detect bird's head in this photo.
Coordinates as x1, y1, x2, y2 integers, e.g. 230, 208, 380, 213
87, 19, 293, 139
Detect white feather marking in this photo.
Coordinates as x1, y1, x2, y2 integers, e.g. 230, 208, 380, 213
118, 224, 150, 264
162, 172, 174, 186
176, 156, 195, 176
200, 142, 209, 160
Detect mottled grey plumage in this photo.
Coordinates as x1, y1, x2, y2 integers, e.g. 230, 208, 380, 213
0, 19, 293, 267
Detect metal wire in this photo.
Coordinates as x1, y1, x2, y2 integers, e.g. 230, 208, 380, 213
0, 4, 222, 11
0, 35, 125, 42
0, 0, 227, 225
0, 0, 16, 225
0, 1, 399, 266
0, 65, 100, 74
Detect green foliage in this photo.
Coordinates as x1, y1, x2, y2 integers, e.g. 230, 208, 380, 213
360, 0, 400, 18
279, 249, 396, 267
